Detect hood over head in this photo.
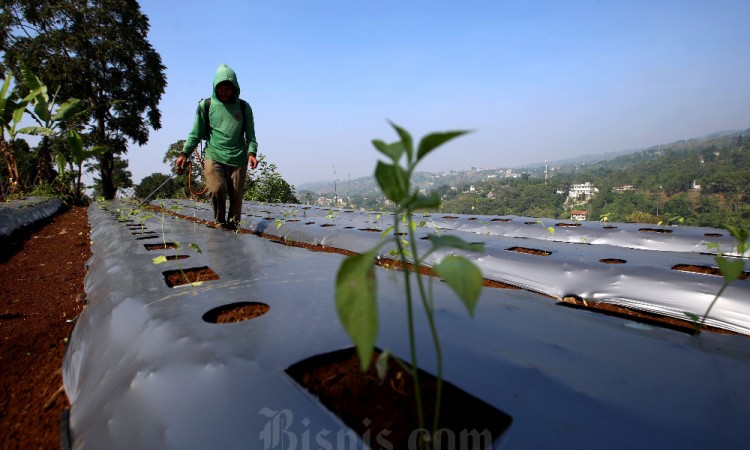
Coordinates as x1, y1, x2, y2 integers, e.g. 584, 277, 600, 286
212, 64, 240, 103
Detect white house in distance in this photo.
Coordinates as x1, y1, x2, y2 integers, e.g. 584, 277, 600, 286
570, 210, 589, 221
568, 182, 598, 200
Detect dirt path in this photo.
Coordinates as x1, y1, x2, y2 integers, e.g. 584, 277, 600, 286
0, 205, 90, 449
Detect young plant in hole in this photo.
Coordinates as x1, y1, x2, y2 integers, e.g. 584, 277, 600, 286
335, 123, 484, 448
686, 225, 748, 334
150, 201, 204, 286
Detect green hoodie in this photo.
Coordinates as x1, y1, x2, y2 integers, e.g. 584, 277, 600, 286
183, 64, 258, 166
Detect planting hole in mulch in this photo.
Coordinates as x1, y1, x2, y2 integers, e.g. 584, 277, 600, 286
507, 246, 551, 256
286, 347, 512, 449
639, 227, 673, 234
523, 221, 537, 225
600, 258, 627, 264
602, 225, 618, 230
442, 216, 459, 219
305, 222, 315, 225
144, 242, 179, 250
163, 266, 220, 288
359, 228, 382, 233
704, 233, 723, 237
555, 222, 580, 227
202, 302, 269, 324
132, 231, 157, 236
135, 235, 159, 240
491, 218, 511, 222
321, 223, 336, 227
467, 217, 477, 221
672, 264, 749, 280
164, 254, 190, 261
559, 296, 739, 336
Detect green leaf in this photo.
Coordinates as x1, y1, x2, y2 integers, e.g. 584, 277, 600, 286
715, 256, 745, 284
416, 130, 470, 162
188, 243, 202, 253
372, 139, 405, 163
18, 126, 54, 136
55, 152, 67, 175
433, 255, 483, 316
152, 255, 168, 265
335, 250, 379, 370
428, 234, 485, 252
389, 121, 413, 163
18, 60, 43, 93
408, 192, 441, 210
67, 130, 84, 159
374, 161, 408, 203
52, 98, 83, 121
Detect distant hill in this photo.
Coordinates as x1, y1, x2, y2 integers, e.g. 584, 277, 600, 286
298, 127, 750, 195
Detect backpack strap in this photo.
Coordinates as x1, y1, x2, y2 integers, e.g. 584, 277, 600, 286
202, 97, 247, 142
202, 98, 211, 142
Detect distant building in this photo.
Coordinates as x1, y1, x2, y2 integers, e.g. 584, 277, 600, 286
612, 185, 636, 193
568, 182, 598, 200
691, 180, 701, 190
571, 210, 589, 221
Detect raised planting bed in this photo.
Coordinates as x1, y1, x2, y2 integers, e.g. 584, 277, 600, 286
61, 200, 750, 449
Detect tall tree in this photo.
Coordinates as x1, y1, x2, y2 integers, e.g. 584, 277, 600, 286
1, 0, 167, 199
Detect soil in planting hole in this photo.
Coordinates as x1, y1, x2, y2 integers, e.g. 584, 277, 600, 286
507, 246, 551, 256
202, 302, 269, 323
163, 266, 220, 287
359, 228, 383, 233
164, 254, 190, 261
672, 264, 749, 280
600, 258, 627, 264
559, 296, 739, 336
286, 348, 512, 449
145, 242, 178, 250
704, 233, 723, 237
442, 216, 459, 219
555, 223, 580, 227
638, 227, 673, 234
491, 218, 511, 222
602, 226, 618, 230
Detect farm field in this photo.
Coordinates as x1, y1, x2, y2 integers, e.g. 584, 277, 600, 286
3, 198, 750, 449
0, 205, 89, 449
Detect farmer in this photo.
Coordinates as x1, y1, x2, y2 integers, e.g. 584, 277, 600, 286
175, 63, 258, 230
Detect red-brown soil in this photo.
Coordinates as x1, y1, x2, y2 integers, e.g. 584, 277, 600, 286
287, 348, 512, 449
0, 205, 90, 449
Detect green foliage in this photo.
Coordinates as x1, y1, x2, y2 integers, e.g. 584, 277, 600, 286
135, 173, 182, 200
244, 154, 298, 203
3, 0, 167, 199
335, 123, 484, 441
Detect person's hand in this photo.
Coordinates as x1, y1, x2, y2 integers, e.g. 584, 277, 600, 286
175, 154, 188, 175
248, 153, 258, 170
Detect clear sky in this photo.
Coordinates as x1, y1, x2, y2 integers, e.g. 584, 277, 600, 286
128, 0, 750, 187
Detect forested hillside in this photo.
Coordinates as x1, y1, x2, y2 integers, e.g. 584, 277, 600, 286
438, 130, 750, 228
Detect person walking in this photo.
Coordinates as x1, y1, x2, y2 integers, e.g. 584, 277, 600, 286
175, 63, 258, 230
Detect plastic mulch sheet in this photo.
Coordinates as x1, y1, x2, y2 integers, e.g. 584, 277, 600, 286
0, 196, 63, 238
62, 200, 750, 449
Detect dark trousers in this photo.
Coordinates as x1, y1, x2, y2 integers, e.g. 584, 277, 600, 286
204, 159, 247, 225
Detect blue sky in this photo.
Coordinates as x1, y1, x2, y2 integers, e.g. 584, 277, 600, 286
129, 0, 750, 187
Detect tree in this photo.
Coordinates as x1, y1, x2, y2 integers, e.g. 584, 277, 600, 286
135, 173, 181, 200
1, 0, 167, 199
244, 154, 298, 204
0, 70, 31, 194
87, 155, 132, 199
